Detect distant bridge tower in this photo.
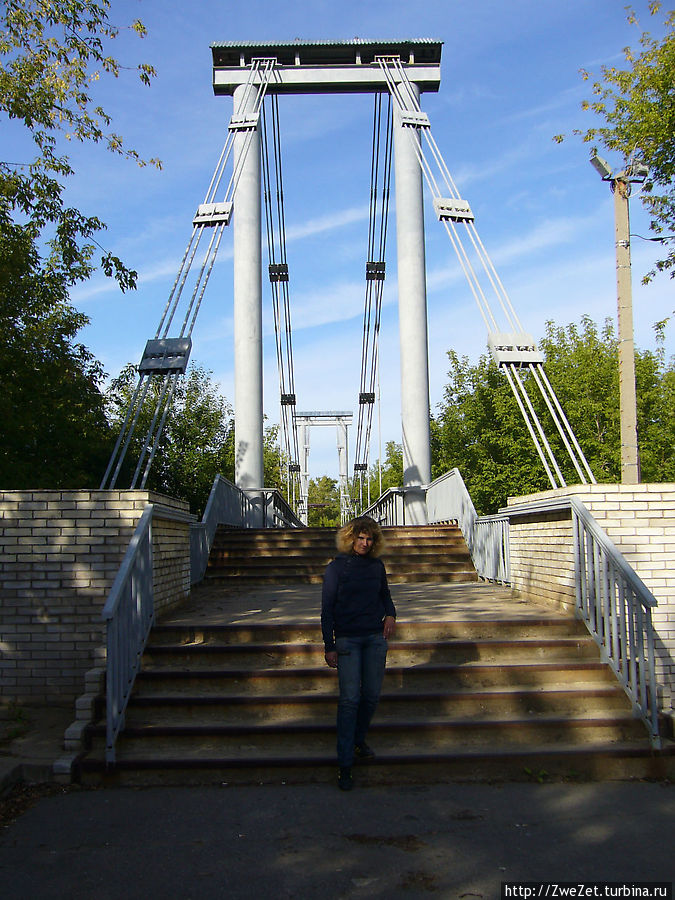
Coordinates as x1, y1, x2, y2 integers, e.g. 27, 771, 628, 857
211, 40, 442, 523
295, 411, 353, 525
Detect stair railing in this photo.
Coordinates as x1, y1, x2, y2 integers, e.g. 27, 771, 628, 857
363, 470, 662, 744
507, 495, 661, 748
362, 487, 406, 525
191, 475, 305, 583
427, 470, 510, 583
362, 472, 509, 581
101, 504, 155, 765
260, 489, 305, 529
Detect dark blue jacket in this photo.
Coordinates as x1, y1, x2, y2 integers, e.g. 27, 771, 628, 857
321, 553, 396, 651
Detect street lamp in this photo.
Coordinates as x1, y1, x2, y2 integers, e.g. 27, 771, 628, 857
590, 153, 648, 485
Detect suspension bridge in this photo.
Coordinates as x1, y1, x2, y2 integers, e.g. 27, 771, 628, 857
100, 39, 596, 526
2, 40, 673, 786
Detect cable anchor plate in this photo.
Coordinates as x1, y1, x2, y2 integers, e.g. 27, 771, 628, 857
433, 197, 475, 223
138, 337, 192, 375
228, 111, 261, 131
193, 201, 233, 227
366, 261, 386, 281
488, 332, 543, 367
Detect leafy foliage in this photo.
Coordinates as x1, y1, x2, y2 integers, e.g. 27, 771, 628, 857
0, 0, 159, 291
106, 365, 233, 515
0, 1, 162, 490
106, 367, 289, 515
261, 424, 292, 494
432, 351, 551, 515
308, 475, 341, 527
433, 316, 675, 514
361, 440, 403, 504
0, 218, 111, 487
555, 3, 675, 281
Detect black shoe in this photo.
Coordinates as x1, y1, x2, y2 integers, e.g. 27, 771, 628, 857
354, 742, 375, 760
338, 767, 353, 791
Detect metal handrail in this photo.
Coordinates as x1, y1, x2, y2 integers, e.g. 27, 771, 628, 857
260, 489, 305, 528
190, 475, 256, 583
358, 471, 662, 744
507, 495, 661, 747
101, 504, 155, 764
361, 487, 405, 524
361, 472, 510, 583
190, 475, 305, 583
473, 514, 510, 584
426, 469, 510, 583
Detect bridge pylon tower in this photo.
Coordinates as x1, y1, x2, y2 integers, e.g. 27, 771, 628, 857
212, 40, 443, 524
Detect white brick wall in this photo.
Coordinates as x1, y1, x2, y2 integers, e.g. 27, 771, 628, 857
508, 484, 675, 711
1, 491, 192, 705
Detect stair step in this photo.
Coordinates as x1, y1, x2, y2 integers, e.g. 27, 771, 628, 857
133, 661, 617, 696
76, 741, 675, 786
148, 618, 589, 645
203, 571, 479, 585
207, 549, 467, 565
85, 712, 647, 757
75, 528, 669, 786
124, 684, 631, 724
206, 523, 477, 587
141, 638, 601, 669
207, 559, 473, 573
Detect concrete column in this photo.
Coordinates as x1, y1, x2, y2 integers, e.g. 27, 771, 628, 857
233, 84, 264, 500
393, 84, 431, 524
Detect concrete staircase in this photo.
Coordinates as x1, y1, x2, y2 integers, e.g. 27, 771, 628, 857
204, 524, 478, 585
75, 587, 672, 785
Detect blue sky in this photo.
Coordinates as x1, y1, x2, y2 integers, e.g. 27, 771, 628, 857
31, 1, 675, 477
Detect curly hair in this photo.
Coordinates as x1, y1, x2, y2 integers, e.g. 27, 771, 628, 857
336, 516, 385, 557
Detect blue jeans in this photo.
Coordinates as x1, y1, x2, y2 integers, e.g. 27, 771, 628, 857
335, 632, 388, 767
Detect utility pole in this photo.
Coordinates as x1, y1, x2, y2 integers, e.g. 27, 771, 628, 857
590, 154, 647, 485
613, 178, 640, 484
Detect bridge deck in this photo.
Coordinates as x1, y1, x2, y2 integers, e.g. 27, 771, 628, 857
162, 581, 567, 627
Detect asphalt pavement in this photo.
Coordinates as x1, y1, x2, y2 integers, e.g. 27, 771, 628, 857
0, 779, 672, 899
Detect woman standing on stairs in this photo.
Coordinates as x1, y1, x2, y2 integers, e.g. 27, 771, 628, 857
321, 516, 397, 791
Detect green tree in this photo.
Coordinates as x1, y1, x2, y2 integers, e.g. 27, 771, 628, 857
555, 3, 675, 281
0, 2, 159, 489
361, 440, 403, 504
1, 0, 159, 290
432, 350, 550, 515
106, 365, 233, 515
0, 217, 111, 487
308, 475, 341, 527
262, 424, 291, 493
220, 420, 289, 496
433, 316, 675, 514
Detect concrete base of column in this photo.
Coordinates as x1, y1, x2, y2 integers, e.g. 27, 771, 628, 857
403, 486, 428, 525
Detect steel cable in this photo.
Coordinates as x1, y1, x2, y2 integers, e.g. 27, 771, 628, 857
102, 59, 277, 489
377, 54, 595, 488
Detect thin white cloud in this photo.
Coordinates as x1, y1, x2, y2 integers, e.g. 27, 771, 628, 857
426, 212, 594, 296
71, 204, 370, 303
285, 205, 370, 242
500, 85, 584, 125
451, 142, 536, 190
